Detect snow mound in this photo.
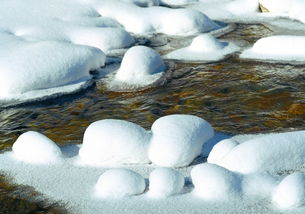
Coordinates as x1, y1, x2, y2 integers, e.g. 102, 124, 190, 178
191, 163, 241, 200
79, 119, 151, 166
149, 114, 214, 167
12, 131, 62, 164
148, 168, 185, 197
216, 131, 305, 174
164, 34, 239, 62
120, 0, 160, 7
113, 46, 166, 87
207, 139, 239, 165
159, 0, 198, 6
0, 36, 105, 100
240, 36, 305, 64
272, 173, 305, 209
97, 1, 221, 35
94, 169, 146, 198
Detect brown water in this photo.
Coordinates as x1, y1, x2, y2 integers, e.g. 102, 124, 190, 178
0, 24, 304, 213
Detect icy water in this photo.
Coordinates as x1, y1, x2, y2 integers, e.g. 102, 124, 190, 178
0, 24, 304, 213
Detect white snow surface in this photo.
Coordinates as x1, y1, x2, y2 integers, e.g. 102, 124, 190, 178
113, 46, 166, 87
1, 129, 305, 213
120, 0, 160, 7
148, 168, 185, 197
240, 35, 305, 63
214, 131, 305, 174
191, 163, 241, 200
148, 114, 214, 167
207, 139, 239, 165
79, 119, 151, 166
164, 34, 240, 62
272, 173, 305, 209
95, 0, 222, 35
12, 131, 62, 164
259, 0, 305, 23
94, 169, 146, 198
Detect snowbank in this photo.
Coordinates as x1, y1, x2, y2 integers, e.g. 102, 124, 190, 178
94, 169, 146, 198
148, 168, 184, 197
259, 0, 305, 23
164, 34, 239, 62
120, 0, 160, 7
191, 163, 241, 200
207, 139, 239, 165
240, 36, 305, 64
113, 46, 166, 87
149, 114, 214, 167
12, 131, 62, 164
79, 119, 151, 166
214, 131, 305, 174
96, 0, 221, 35
272, 173, 305, 209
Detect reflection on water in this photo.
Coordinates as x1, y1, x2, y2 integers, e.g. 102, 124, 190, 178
0, 24, 304, 213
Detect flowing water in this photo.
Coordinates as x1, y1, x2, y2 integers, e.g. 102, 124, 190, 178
0, 24, 304, 213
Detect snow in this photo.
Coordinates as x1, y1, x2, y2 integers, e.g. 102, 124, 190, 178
96, 0, 222, 35
112, 46, 166, 87
94, 169, 146, 198
164, 34, 240, 62
148, 168, 185, 197
148, 114, 214, 167
240, 35, 305, 64
1, 129, 305, 213
207, 139, 239, 165
214, 131, 305, 174
0, 34, 105, 100
78, 119, 151, 166
259, 0, 305, 23
12, 131, 62, 164
272, 173, 305, 209
120, 0, 160, 7
191, 163, 241, 200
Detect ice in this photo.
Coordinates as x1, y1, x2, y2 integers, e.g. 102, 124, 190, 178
240, 35, 305, 63
149, 114, 214, 167
113, 46, 166, 87
148, 168, 185, 197
164, 34, 240, 62
191, 163, 241, 200
94, 169, 146, 198
272, 173, 305, 209
78, 119, 151, 166
215, 131, 305, 174
207, 139, 239, 165
12, 131, 62, 164
96, 0, 222, 35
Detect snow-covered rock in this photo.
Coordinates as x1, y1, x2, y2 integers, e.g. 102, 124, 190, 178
191, 163, 241, 200
216, 131, 305, 174
97, 1, 221, 35
94, 169, 146, 198
149, 114, 214, 167
12, 131, 62, 164
79, 119, 151, 165
272, 173, 305, 209
114, 46, 166, 87
0, 33, 105, 100
208, 139, 239, 164
164, 34, 240, 62
148, 168, 185, 197
240, 35, 305, 63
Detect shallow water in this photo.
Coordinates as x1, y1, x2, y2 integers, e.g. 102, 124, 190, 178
0, 24, 304, 213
